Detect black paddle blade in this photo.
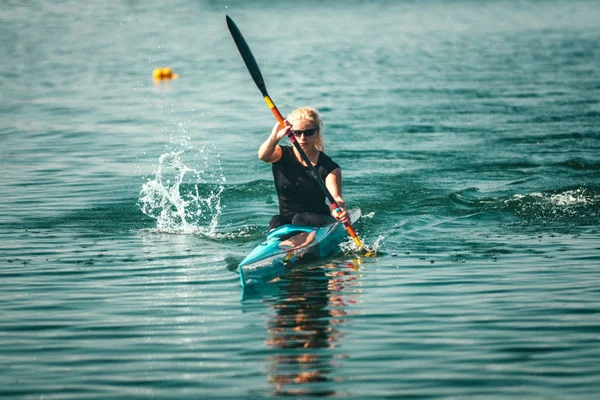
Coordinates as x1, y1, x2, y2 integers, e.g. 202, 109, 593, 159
226, 15, 268, 97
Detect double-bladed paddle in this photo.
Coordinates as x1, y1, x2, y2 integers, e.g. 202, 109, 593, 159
226, 15, 372, 255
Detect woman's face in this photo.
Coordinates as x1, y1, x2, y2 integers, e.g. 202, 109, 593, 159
290, 118, 318, 151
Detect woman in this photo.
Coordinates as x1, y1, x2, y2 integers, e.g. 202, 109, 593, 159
258, 107, 351, 231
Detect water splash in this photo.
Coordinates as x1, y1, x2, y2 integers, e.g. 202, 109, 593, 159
368, 235, 386, 252
340, 233, 384, 256
545, 188, 596, 207
138, 129, 225, 235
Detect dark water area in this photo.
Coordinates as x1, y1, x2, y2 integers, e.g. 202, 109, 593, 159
1, 0, 599, 398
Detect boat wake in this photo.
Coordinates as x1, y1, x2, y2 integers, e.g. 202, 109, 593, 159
449, 186, 600, 226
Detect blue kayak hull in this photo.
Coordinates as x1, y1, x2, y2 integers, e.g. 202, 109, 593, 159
238, 209, 361, 288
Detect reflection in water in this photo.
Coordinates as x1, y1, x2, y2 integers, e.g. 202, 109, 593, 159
263, 260, 361, 397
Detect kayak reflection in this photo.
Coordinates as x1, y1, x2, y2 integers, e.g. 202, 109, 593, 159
262, 260, 360, 397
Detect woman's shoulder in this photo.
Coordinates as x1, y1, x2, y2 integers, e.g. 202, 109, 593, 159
318, 151, 340, 172
280, 145, 294, 157
273, 145, 293, 164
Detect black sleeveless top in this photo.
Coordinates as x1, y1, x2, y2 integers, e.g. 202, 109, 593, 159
272, 145, 340, 218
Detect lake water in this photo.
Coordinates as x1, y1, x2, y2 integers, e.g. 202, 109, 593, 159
1, 0, 600, 398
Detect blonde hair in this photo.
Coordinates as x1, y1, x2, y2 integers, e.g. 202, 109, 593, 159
287, 107, 324, 151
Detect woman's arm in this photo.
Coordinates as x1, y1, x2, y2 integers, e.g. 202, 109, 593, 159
325, 168, 351, 225
258, 122, 290, 163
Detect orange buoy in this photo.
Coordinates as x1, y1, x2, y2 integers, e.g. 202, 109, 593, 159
152, 67, 179, 81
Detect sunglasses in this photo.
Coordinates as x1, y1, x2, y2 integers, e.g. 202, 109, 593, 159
290, 128, 318, 137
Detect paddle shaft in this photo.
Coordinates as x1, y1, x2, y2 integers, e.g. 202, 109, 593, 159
226, 15, 363, 249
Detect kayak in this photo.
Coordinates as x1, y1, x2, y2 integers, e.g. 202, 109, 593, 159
238, 208, 361, 288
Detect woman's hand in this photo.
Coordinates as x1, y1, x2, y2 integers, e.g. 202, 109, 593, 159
259, 121, 290, 163
332, 207, 351, 225
272, 120, 291, 141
